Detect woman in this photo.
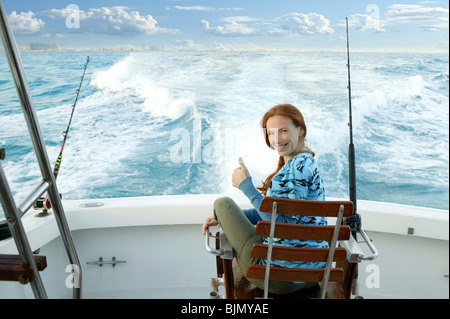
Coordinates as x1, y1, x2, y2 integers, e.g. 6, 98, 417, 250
202, 104, 327, 294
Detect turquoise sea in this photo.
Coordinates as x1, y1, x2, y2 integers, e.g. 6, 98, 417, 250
0, 50, 448, 219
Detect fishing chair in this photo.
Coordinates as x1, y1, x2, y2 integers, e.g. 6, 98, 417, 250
206, 197, 358, 299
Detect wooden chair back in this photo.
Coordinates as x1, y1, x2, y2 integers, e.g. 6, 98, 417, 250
246, 196, 354, 298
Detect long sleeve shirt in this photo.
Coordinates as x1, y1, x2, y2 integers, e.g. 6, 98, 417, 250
239, 151, 328, 270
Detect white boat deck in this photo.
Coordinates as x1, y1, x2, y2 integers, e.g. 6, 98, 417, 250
1, 194, 448, 299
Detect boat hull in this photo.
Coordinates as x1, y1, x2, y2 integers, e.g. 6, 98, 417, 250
1, 194, 448, 299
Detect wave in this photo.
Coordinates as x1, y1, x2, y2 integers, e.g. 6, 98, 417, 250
0, 51, 448, 215
90, 53, 197, 120
353, 73, 449, 189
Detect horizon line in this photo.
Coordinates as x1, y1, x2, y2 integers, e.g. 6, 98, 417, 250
2, 47, 448, 54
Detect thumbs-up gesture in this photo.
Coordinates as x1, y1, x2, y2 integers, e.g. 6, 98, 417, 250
232, 157, 251, 188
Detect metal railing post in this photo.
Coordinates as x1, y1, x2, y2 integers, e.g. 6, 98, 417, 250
0, 164, 47, 298
0, 0, 82, 298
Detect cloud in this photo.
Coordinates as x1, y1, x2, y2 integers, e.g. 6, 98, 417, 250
347, 14, 387, 32
200, 20, 260, 37
201, 12, 335, 38
269, 13, 334, 36
223, 16, 260, 23
170, 6, 243, 12
8, 11, 45, 35
40, 6, 179, 35
345, 4, 448, 33
383, 4, 449, 32
172, 6, 215, 11
386, 4, 449, 24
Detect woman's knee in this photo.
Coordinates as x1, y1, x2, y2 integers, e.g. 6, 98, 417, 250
213, 197, 235, 219
214, 196, 234, 209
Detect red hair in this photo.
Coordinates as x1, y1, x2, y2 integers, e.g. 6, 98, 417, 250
258, 104, 314, 196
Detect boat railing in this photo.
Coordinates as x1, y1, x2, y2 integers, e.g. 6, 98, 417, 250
0, 0, 82, 299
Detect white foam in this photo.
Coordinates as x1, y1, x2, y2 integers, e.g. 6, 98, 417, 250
353, 72, 449, 187
1, 51, 448, 216
90, 53, 196, 120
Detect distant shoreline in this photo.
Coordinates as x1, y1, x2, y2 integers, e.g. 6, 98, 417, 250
1, 48, 448, 54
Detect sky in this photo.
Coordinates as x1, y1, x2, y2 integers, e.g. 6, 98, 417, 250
1, 0, 449, 52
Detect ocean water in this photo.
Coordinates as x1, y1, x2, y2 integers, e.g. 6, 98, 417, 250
0, 50, 448, 220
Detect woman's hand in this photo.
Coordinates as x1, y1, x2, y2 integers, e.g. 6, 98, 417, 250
232, 157, 250, 188
202, 216, 218, 235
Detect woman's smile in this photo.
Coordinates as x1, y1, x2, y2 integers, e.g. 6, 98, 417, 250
275, 142, 288, 153
266, 115, 303, 162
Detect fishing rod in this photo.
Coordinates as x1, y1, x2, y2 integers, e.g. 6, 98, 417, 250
341, 20, 379, 298
345, 17, 361, 235
53, 56, 90, 179
34, 56, 90, 213
344, 16, 363, 298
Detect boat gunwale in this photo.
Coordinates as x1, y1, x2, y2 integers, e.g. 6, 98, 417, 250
1, 193, 448, 254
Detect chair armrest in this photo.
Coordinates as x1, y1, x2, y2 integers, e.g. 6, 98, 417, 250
339, 235, 364, 263
205, 226, 234, 260
339, 228, 378, 263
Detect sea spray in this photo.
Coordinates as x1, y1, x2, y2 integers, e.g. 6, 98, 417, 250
0, 51, 448, 216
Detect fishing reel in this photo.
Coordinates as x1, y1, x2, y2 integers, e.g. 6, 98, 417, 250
34, 196, 52, 216
34, 193, 63, 217
34, 196, 52, 210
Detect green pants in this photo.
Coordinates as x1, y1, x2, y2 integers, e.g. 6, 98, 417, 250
213, 197, 316, 294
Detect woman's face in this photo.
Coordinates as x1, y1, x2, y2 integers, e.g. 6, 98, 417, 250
266, 115, 303, 162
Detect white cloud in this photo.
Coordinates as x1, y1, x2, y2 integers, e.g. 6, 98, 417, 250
8, 11, 45, 35
40, 6, 179, 35
347, 14, 387, 32
269, 13, 334, 36
171, 6, 243, 11
200, 20, 260, 37
386, 4, 449, 24
223, 16, 260, 23
345, 4, 448, 33
384, 4, 449, 32
172, 6, 215, 11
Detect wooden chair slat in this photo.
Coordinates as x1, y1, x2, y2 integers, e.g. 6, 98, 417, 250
250, 244, 348, 262
246, 264, 344, 282
213, 197, 358, 299
255, 222, 351, 241
0, 254, 47, 283
259, 197, 353, 217
0, 255, 47, 270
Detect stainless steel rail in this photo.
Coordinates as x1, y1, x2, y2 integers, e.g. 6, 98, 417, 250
262, 201, 278, 299
339, 229, 379, 262
0, 164, 47, 298
318, 204, 344, 299
0, 0, 82, 299
355, 228, 379, 261
17, 181, 50, 218
205, 227, 234, 260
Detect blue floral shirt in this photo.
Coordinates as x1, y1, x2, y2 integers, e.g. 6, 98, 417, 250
239, 152, 328, 270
